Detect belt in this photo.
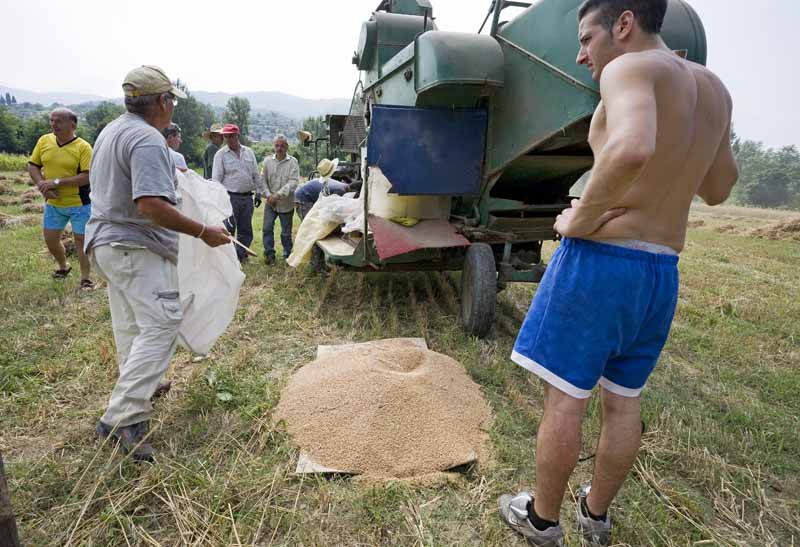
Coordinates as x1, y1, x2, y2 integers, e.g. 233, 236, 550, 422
227, 191, 253, 196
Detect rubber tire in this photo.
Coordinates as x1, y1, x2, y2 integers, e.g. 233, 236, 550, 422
460, 243, 497, 338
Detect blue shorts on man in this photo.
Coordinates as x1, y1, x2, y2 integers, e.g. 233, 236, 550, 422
512, 237, 679, 399
43, 203, 92, 235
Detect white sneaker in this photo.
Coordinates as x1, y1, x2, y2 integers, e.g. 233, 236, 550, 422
498, 491, 564, 547
575, 483, 612, 546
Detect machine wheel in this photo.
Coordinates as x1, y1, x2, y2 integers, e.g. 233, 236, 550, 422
460, 243, 497, 338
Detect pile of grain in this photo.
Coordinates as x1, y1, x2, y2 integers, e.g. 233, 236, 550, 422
274, 340, 492, 479
0, 181, 12, 195
750, 219, 800, 242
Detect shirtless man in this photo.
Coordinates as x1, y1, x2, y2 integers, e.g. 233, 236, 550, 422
499, 1, 738, 545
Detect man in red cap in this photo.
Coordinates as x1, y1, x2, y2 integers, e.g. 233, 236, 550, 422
211, 124, 265, 263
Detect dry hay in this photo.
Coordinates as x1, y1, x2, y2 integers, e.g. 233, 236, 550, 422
750, 218, 800, 242
21, 189, 42, 203
0, 181, 12, 195
686, 219, 705, 229
0, 212, 36, 229
715, 223, 741, 234
274, 339, 492, 480
21, 202, 44, 214
0, 196, 21, 207
61, 228, 76, 256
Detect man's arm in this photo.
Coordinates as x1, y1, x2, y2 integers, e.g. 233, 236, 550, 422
211, 150, 224, 183
251, 151, 266, 195
559, 56, 657, 237
27, 163, 56, 199
136, 197, 230, 247
261, 159, 272, 196
40, 172, 90, 190
697, 96, 738, 205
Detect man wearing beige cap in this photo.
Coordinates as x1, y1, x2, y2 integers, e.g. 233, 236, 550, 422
85, 65, 231, 462
202, 123, 224, 179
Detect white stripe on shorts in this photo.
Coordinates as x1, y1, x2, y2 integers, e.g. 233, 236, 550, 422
511, 351, 593, 399
599, 377, 644, 398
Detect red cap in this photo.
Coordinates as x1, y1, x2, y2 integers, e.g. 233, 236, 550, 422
221, 124, 240, 135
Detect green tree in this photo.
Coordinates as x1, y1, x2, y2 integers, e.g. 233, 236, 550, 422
85, 101, 125, 143
0, 106, 21, 153
11, 95, 16, 104
0, 96, 5, 106
224, 97, 251, 140
171, 81, 216, 167
18, 114, 51, 154
733, 140, 800, 210
742, 170, 791, 208
4, 93, 11, 105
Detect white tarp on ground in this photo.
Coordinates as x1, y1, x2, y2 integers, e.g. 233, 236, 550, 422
176, 170, 245, 354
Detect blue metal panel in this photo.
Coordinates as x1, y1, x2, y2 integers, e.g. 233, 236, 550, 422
367, 105, 487, 196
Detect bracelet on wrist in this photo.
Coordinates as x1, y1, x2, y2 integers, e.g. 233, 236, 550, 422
196, 224, 206, 238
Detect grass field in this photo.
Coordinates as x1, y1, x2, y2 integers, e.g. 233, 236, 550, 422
0, 170, 798, 546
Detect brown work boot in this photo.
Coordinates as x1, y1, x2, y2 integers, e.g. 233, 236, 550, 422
96, 420, 154, 463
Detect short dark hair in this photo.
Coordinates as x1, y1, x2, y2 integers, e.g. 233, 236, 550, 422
578, 0, 667, 34
162, 123, 181, 140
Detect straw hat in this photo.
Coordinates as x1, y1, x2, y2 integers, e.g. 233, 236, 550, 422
203, 122, 224, 139
317, 158, 339, 178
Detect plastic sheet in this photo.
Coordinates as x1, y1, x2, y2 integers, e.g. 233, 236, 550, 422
176, 170, 245, 354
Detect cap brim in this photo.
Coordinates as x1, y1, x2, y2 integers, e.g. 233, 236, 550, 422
170, 85, 188, 99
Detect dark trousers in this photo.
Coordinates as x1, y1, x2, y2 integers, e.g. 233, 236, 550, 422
226, 193, 254, 261
263, 207, 294, 258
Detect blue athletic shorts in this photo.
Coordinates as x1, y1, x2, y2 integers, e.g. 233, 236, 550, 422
43, 203, 91, 235
511, 237, 679, 399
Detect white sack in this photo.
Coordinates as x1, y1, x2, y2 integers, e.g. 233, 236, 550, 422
176, 170, 245, 354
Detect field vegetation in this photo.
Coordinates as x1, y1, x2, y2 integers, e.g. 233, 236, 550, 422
0, 171, 798, 546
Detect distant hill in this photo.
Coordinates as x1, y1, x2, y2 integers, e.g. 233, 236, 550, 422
0, 85, 106, 107
0, 84, 351, 122
192, 91, 351, 120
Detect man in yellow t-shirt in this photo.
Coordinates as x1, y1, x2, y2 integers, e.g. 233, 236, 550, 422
28, 108, 94, 288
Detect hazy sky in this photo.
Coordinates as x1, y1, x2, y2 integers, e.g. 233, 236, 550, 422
0, 0, 796, 149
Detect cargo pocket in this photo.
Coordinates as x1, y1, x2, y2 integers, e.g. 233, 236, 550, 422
156, 290, 183, 323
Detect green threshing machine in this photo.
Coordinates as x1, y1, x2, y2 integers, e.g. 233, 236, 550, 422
315, 0, 707, 337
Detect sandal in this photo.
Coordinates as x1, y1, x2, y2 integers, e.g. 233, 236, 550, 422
52, 266, 72, 279
80, 279, 95, 290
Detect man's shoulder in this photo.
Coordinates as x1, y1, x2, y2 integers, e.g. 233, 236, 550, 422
75, 137, 93, 150
106, 114, 161, 143
37, 133, 56, 147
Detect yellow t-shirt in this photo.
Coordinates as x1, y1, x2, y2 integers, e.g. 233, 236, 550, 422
29, 134, 93, 208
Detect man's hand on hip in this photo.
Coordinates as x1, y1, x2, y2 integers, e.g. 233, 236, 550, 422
201, 225, 232, 248
554, 199, 626, 238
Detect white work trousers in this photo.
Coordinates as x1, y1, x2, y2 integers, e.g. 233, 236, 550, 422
92, 243, 182, 427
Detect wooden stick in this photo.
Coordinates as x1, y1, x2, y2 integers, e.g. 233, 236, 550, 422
228, 236, 257, 257
0, 453, 21, 547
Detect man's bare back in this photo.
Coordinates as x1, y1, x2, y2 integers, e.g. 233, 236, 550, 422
583, 49, 735, 251
557, 15, 739, 253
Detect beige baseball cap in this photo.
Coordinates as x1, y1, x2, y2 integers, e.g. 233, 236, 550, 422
122, 65, 187, 99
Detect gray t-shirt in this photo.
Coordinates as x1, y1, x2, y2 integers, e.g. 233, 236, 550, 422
84, 113, 180, 263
